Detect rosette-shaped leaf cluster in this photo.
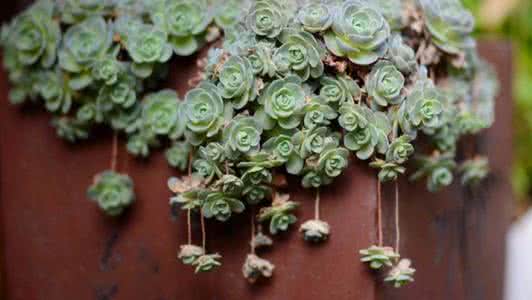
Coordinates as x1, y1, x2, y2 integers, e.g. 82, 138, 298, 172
61, 0, 110, 24
320, 75, 361, 105
184, 82, 226, 145
303, 97, 338, 129
384, 259, 416, 288
300, 219, 330, 243
87, 170, 135, 216
168, 175, 204, 211
165, 142, 191, 171
259, 75, 306, 130
242, 254, 275, 283
201, 192, 245, 222
343, 107, 391, 160
459, 157, 489, 186
324, 1, 390, 65
246, 0, 289, 39
214, 0, 249, 29
193, 253, 222, 273
360, 245, 400, 269
403, 77, 447, 134
178, 244, 205, 265
263, 135, 304, 175
141, 90, 182, 137
248, 42, 276, 77
217, 56, 257, 109
297, 2, 333, 33
367, 0, 404, 31
35, 69, 73, 114
366, 61, 405, 107
150, 0, 212, 56
387, 34, 417, 74
273, 29, 325, 80
410, 153, 457, 192
52, 117, 90, 142
223, 116, 263, 155
419, 0, 475, 54
59, 16, 112, 89
2, 0, 60, 70
259, 194, 298, 235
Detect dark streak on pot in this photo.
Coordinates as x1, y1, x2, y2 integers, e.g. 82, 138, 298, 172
100, 231, 119, 272
95, 284, 118, 300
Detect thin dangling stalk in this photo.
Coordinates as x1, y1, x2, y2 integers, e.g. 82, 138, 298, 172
200, 211, 206, 251
186, 149, 193, 245
110, 131, 118, 171
377, 177, 383, 247
250, 207, 256, 255
314, 188, 321, 220
394, 181, 401, 255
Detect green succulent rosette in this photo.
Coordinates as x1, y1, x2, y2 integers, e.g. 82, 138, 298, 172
344, 110, 391, 160
384, 259, 416, 288
125, 23, 172, 78
87, 170, 135, 216
183, 82, 226, 146
217, 56, 257, 109
302, 171, 331, 189
338, 102, 368, 132
410, 153, 456, 192
273, 29, 326, 80
386, 136, 414, 164
259, 195, 298, 235
318, 145, 350, 179
165, 141, 191, 171
214, 0, 249, 29
35, 69, 73, 114
293, 126, 340, 159
193, 253, 222, 273
61, 0, 110, 24
324, 0, 390, 65
96, 74, 138, 115
419, 0, 475, 54
366, 61, 405, 107
193, 158, 221, 184
387, 34, 417, 74
52, 117, 90, 142
303, 97, 338, 129
201, 192, 245, 222
297, 2, 333, 33
366, 0, 404, 31
223, 115, 263, 155
91, 54, 123, 86
403, 76, 447, 134
214, 175, 244, 196
319, 75, 361, 105
459, 157, 489, 186
258, 75, 306, 130
262, 135, 304, 175
199, 142, 226, 165
58, 16, 113, 89
246, 0, 289, 39
248, 42, 277, 77
141, 89, 183, 137
150, 0, 212, 56
370, 159, 406, 183
2, 0, 61, 69
360, 245, 400, 269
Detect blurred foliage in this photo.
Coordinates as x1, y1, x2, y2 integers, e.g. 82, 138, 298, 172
465, 0, 532, 201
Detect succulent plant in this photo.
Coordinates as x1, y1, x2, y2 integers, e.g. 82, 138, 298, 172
87, 170, 135, 216
178, 244, 205, 265
259, 75, 306, 130
259, 194, 298, 235
165, 141, 191, 171
297, 2, 333, 33
303, 97, 338, 129
366, 61, 405, 107
246, 0, 288, 39
183, 82, 226, 145
404, 77, 446, 133
367, 0, 404, 30
61, 0, 110, 24
215, 175, 244, 195
125, 23, 172, 78
141, 89, 181, 136
344, 111, 391, 160
386, 136, 414, 164
324, 0, 390, 65
360, 245, 400, 269
319, 75, 361, 105
214, 0, 249, 29
223, 116, 263, 155
300, 219, 330, 243
318, 145, 350, 178
193, 253, 222, 273
251, 232, 274, 249
273, 29, 325, 80
459, 157, 489, 186
248, 42, 277, 77
242, 254, 275, 283
202, 192, 245, 222
387, 34, 417, 74
3, 0, 61, 69
410, 153, 457, 192
419, 0, 475, 54
370, 160, 406, 183
150, 0, 212, 56
52, 117, 90, 142
217, 56, 257, 109
91, 55, 123, 85
36, 69, 73, 113
384, 259, 416, 288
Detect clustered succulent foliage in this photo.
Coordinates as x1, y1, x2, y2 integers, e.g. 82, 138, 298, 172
2, 0, 499, 287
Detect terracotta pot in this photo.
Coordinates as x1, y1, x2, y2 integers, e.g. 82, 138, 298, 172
0, 41, 513, 300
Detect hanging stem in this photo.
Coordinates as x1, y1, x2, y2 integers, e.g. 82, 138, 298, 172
110, 131, 118, 171
188, 151, 193, 177
314, 189, 321, 220
377, 177, 383, 247
250, 207, 256, 254
186, 209, 192, 245
394, 181, 401, 254
200, 211, 206, 251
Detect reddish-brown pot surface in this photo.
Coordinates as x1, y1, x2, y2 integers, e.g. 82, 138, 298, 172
0, 41, 512, 300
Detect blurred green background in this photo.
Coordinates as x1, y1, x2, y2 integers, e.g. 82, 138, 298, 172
465, 0, 532, 208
